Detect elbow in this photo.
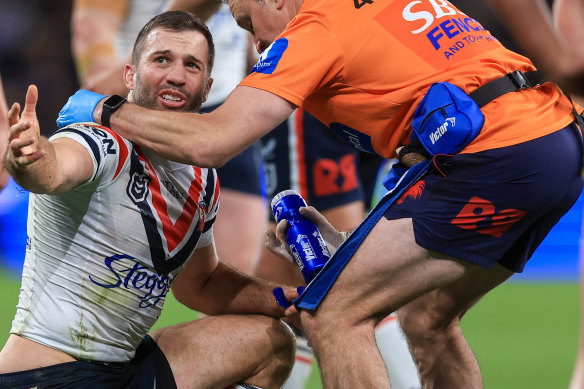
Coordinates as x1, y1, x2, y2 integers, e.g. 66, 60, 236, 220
170, 285, 197, 311
171, 287, 188, 307
183, 140, 231, 168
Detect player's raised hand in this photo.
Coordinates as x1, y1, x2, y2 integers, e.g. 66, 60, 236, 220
5, 85, 45, 168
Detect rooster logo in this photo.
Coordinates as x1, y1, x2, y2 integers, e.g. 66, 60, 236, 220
397, 180, 425, 204
197, 201, 208, 231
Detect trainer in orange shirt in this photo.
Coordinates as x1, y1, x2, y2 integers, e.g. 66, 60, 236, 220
56, 1, 583, 387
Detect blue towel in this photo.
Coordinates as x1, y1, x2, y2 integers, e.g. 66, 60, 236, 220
294, 160, 431, 311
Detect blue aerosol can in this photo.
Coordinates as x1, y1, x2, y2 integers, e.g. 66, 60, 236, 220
271, 190, 331, 283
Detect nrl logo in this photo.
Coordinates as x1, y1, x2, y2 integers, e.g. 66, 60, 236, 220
128, 172, 151, 203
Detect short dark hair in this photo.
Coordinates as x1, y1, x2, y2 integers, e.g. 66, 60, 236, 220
132, 10, 215, 75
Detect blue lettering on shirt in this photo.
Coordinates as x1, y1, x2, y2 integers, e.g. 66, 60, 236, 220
250, 38, 289, 75
426, 17, 486, 50
90, 254, 172, 308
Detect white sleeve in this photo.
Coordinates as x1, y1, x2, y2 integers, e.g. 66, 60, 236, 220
49, 123, 131, 186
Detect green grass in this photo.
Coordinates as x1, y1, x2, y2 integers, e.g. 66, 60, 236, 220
462, 281, 580, 389
0, 270, 579, 388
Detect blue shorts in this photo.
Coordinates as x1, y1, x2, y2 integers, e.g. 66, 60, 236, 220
0, 335, 176, 389
262, 109, 382, 220
202, 103, 265, 196
384, 124, 584, 272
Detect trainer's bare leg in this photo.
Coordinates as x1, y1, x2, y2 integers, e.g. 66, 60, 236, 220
300, 217, 510, 388
151, 314, 295, 389
398, 262, 512, 388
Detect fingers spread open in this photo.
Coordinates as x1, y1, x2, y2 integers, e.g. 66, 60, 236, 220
7, 103, 21, 126
9, 121, 31, 140
10, 136, 36, 153
14, 149, 45, 166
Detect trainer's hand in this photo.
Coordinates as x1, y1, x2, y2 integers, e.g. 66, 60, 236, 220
299, 206, 348, 254
5, 85, 44, 168
265, 223, 294, 262
266, 206, 350, 260
56, 89, 108, 128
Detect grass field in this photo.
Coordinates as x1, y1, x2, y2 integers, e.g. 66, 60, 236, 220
0, 270, 579, 388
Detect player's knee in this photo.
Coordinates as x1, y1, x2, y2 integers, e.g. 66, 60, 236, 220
273, 318, 296, 362
399, 304, 460, 346
300, 308, 372, 348
260, 318, 296, 385
299, 309, 339, 342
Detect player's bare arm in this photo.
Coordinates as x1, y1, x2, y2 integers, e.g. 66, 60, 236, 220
488, 0, 584, 85
553, 0, 584, 55
162, 0, 222, 22
171, 241, 299, 320
93, 85, 295, 167
72, 0, 131, 95
4, 85, 94, 194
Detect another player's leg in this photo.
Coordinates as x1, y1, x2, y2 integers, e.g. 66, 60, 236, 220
150, 314, 295, 389
375, 313, 421, 389
213, 143, 267, 274
214, 188, 267, 273
299, 217, 475, 388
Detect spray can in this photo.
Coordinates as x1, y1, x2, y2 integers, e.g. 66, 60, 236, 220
271, 190, 331, 283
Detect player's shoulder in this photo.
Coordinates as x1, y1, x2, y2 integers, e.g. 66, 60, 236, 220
54, 122, 114, 135
51, 122, 132, 165
52, 122, 129, 144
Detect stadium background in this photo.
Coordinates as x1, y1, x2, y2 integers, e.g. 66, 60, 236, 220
0, 1, 580, 388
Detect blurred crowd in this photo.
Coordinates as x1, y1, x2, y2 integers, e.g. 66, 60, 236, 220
0, 0, 78, 136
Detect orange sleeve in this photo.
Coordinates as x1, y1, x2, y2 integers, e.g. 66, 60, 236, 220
239, 16, 344, 107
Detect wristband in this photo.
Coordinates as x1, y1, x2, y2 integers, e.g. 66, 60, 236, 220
101, 95, 127, 128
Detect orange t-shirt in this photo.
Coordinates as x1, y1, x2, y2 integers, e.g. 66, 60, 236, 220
240, 0, 575, 158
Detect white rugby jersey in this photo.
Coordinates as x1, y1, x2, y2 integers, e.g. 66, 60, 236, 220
114, 0, 165, 60
11, 123, 220, 363
202, 3, 250, 107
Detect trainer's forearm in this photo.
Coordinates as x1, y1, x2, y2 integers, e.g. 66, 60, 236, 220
103, 103, 245, 167
5, 137, 61, 194
97, 86, 295, 167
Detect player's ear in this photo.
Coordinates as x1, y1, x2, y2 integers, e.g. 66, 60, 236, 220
202, 77, 213, 103
273, 0, 284, 11
123, 64, 136, 91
